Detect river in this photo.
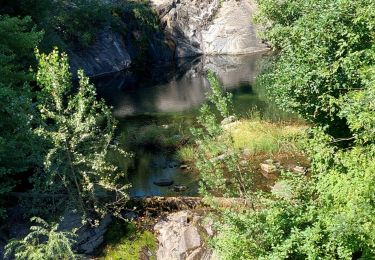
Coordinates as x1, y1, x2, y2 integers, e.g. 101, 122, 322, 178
94, 51, 291, 197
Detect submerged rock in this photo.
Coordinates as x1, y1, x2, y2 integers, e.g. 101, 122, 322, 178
154, 179, 174, 186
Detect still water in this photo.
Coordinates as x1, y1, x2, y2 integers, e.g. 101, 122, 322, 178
95, 51, 290, 197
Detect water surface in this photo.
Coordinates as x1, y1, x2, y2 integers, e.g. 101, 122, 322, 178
95, 52, 292, 197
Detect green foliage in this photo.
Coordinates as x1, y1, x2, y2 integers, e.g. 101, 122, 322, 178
5, 217, 77, 260
191, 72, 253, 199
0, 15, 43, 217
34, 48, 129, 220
198, 1, 375, 259
255, 0, 375, 137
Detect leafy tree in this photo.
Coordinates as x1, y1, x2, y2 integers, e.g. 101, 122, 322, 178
5, 217, 77, 260
34, 49, 129, 221
255, 0, 375, 137
0, 15, 43, 217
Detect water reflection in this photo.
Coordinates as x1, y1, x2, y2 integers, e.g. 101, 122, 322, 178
95, 51, 272, 118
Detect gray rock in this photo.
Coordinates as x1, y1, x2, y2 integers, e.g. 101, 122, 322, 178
260, 163, 277, 173
202, 0, 268, 54
68, 28, 131, 77
292, 166, 307, 174
153, 0, 267, 58
154, 211, 216, 260
221, 115, 237, 125
58, 210, 112, 254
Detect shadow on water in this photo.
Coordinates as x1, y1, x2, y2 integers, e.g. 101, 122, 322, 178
94, 51, 295, 197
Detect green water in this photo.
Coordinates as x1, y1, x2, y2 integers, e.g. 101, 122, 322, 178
96, 52, 294, 197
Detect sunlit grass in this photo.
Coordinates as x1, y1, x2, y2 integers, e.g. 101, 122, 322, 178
176, 146, 195, 162
226, 119, 307, 154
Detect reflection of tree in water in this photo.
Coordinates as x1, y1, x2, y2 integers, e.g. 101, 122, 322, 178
94, 52, 284, 118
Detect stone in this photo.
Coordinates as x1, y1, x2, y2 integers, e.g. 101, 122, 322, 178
153, 178, 174, 186
68, 28, 132, 77
260, 163, 277, 173
180, 164, 189, 169
221, 115, 237, 125
173, 185, 188, 192
58, 210, 112, 254
154, 211, 216, 260
293, 166, 307, 174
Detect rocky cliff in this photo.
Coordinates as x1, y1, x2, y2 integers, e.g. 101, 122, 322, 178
69, 0, 267, 77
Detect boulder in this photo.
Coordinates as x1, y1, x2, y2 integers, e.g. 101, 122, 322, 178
154, 211, 217, 260
292, 166, 307, 174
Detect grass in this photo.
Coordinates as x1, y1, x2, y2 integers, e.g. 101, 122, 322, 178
225, 118, 307, 155
176, 146, 195, 162
100, 220, 157, 260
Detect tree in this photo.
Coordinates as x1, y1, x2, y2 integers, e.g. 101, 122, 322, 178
34, 49, 129, 221
255, 0, 375, 137
0, 15, 43, 217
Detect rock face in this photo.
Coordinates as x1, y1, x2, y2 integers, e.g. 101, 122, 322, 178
69, 0, 267, 76
153, 0, 267, 57
153, 0, 220, 57
154, 210, 217, 260
202, 0, 266, 54
68, 28, 132, 77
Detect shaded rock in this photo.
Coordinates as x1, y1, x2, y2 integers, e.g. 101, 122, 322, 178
153, 179, 174, 186
260, 163, 277, 173
68, 28, 131, 77
58, 210, 112, 254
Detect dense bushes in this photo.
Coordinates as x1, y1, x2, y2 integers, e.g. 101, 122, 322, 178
0, 15, 43, 217
192, 1, 375, 258
255, 0, 375, 137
